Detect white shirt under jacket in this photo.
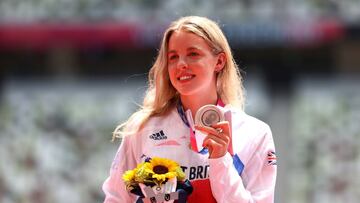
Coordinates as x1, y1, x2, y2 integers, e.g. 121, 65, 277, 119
103, 105, 277, 203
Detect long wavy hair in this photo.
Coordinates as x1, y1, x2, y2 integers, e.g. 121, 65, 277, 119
113, 16, 244, 140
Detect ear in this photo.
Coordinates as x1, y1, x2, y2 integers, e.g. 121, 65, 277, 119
214, 52, 226, 72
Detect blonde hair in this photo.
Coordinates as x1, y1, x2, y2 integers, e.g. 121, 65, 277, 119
113, 16, 244, 140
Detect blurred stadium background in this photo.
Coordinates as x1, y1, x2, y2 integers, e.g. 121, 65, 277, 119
0, 1, 360, 203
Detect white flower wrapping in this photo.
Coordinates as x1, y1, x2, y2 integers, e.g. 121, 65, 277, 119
139, 177, 178, 203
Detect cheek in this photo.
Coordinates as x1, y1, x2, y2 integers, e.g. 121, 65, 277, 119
168, 67, 177, 84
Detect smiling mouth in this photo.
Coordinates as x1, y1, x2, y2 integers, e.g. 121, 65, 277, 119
178, 75, 195, 81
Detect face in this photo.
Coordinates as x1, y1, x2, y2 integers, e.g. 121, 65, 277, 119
167, 30, 224, 97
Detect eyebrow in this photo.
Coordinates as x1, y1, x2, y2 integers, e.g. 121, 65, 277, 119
167, 46, 202, 54
167, 50, 177, 54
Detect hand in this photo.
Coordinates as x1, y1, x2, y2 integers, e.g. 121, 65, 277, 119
195, 121, 231, 159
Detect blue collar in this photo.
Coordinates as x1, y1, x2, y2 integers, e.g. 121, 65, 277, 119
176, 100, 190, 127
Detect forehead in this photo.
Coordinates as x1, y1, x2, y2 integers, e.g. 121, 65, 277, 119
168, 30, 210, 51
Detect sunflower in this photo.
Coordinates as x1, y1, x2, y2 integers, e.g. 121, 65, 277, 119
175, 166, 186, 181
123, 169, 137, 190
135, 162, 153, 183
122, 157, 186, 191
123, 170, 136, 182
144, 157, 185, 184
123, 162, 150, 188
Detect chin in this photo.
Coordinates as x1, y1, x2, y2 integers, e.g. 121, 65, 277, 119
177, 88, 203, 97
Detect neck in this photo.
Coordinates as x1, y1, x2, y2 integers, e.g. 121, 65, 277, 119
180, 92, 218, 119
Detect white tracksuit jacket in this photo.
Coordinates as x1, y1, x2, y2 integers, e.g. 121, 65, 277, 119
103, 104, 277, 203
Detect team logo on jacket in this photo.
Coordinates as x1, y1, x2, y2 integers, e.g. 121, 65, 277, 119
149, 130, 167, 140
267, 151, 277, 165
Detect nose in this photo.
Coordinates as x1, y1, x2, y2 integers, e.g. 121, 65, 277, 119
177, 57, 187, 70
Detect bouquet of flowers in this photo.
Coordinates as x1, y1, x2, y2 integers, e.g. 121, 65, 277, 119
123, 157, 193, 203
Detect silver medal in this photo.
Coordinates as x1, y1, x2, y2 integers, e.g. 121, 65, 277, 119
195, 105, 225, 127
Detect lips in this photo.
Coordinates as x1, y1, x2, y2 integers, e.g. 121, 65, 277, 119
177, 74, 196, 81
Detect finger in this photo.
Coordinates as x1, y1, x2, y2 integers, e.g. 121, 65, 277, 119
212, 120, 229, 126
210, 132, 230, 144
195, 125, 219, 135
211, 121, 230, 134
203, 137, 228, 159
203, 134, 228, 148
195, 125, 230, 143
202, 138, 217, 150
212, 122, 231, 140
202, 139, 214, 153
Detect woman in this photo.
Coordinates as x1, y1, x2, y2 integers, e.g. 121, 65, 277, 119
103, 16, 277, 203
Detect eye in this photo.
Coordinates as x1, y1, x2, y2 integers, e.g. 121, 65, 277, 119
188, 52, 199, 57
168, 54, 178, 61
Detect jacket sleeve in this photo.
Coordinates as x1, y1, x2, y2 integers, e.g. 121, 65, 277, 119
208, 125, 277, 203
102, 135, 138, 203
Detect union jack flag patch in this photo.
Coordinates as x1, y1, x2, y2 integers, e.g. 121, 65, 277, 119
267, 151, 277, 165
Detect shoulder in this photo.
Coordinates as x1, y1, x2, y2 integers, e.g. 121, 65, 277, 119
226, 106, 272, 143
227, 106, 270, 132
142, 108, 178, 129
126, 107, 179, 138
